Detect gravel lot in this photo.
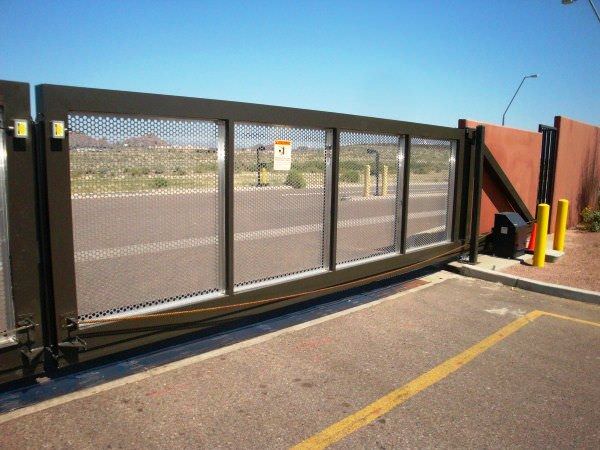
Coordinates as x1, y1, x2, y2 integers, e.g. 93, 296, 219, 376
503, 229, 600, 291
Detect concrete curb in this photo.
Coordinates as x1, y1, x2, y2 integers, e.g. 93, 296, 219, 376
448, 263, 600, 305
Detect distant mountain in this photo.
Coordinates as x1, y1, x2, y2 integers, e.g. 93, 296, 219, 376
69, 132, 110, 148
69, 132, 169, 149
123, 134, 168, 147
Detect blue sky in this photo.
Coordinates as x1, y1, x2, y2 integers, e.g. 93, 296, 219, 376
1, 0, 598, 130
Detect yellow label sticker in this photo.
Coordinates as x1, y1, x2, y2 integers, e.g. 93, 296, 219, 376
52, 121, 65, 139
14, 119, 28, 138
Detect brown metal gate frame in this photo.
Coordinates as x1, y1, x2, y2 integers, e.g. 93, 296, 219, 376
35, 84, 472, 369
0, 81, 44, 384
1, 79, 541, 383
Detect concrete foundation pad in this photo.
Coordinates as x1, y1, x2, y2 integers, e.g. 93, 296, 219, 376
545, 248, 565, 263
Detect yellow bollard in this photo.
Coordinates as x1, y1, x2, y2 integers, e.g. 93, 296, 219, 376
553, 199, 569, 251
259, 167, 269, 186
533, 203, 550, 267
381, 165, 388, 196
363, 165, 371, 197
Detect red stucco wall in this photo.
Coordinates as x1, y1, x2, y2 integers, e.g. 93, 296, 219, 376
552, 116, 600, 228
459, 120, 542, 233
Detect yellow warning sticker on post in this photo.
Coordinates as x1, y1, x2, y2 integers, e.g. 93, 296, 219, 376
273, 139, 292, 171
51, 121, 65, 139
14, 119, 28, 138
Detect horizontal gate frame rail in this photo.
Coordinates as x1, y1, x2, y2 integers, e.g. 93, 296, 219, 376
0, 81, 44, 384
36, 84, 469, 367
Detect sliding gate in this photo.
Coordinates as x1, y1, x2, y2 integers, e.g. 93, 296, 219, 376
16, 84, 472, 372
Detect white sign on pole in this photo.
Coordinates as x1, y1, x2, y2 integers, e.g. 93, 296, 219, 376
273, 140, 292, 171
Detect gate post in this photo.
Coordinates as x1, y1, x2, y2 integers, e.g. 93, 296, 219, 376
469, 125, 485, 264
536, 124, 558, 221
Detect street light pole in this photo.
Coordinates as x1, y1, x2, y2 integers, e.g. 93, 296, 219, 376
256, 146, 265, 186
502, 74, 538, 126
366, 148, 380, 196
589, 0, 600, 21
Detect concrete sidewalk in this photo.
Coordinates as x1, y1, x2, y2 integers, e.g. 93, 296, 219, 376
0, 274, 598, 449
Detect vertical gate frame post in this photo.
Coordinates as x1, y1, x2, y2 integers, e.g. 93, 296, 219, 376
450, 136, 465, 243
34, 85, 79, 366
327, 129, 340, 271
393, 136, 406, 253
224, 120, 235, 295
461, 128, 476, 242
216, 121, 227, 293
399, 135, 411, 254
469, 125, 485, 264
32, 118, 59, 359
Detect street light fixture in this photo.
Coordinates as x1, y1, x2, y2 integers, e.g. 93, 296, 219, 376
502, 74, 538, 126
562, 0, 600, 24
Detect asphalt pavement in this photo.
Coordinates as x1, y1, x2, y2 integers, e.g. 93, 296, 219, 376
70, 183, 450, 318
0, 275, 597, 449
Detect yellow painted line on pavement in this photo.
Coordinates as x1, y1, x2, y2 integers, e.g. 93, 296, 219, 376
292, 310, 599, 450
0, 279, 441, 426
540, 311, 600, 328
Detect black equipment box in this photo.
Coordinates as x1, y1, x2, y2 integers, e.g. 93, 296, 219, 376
492, 212, 530, 258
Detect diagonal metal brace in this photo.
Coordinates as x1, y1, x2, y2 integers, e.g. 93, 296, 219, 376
482, 143, 534, 223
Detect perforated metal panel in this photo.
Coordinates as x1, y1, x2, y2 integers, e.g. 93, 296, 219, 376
336, 131, 403, 265
0, 111, 13, 337
233, 123, 329, 288
68, 114, 223, 319
406, 137, 456, 251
